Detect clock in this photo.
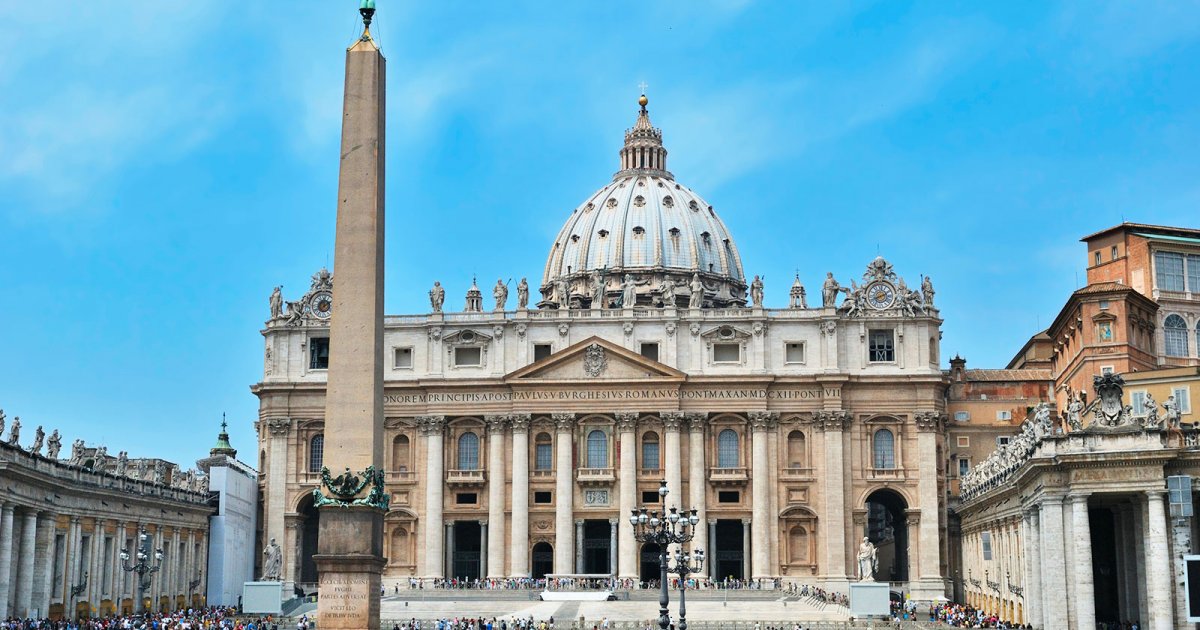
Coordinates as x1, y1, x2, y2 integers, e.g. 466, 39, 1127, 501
865, 282, 896, 310
311, 291, 334, 320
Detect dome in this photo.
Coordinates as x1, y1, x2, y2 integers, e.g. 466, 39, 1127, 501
540, 96, 747, 309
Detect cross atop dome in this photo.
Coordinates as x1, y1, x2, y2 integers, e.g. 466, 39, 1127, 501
617, 92, 671, 179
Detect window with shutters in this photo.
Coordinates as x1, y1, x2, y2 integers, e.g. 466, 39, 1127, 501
1165, 314, 1189, 357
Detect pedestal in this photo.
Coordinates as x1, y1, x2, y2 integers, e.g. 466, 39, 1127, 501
316, 508, 386, 630
849, 582, 891, 618
242, 582, 283, 615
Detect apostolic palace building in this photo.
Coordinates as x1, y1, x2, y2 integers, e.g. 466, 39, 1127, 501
254, 96, 952, 600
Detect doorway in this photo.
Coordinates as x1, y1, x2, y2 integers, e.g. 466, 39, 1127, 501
451, 521, 482, 581
531, 542, 553, 580
639, 542, 661, 584
865, 489, 909, 582
713, 520, 744, 581
582, 520, 611, 574
298, 495, 319, 585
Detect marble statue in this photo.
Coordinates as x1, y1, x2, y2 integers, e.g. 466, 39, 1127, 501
621, 274, 637, 308
46, 430, 62, 459
493, 279, 508, 311
68, 439, 85, 465
921, 276, 935, 306
262, 538, 283, 581
115, 451, 129, 476
555, 278, 570, 309
689, 273, 704, 308
269, 286, 283, 320
591, 272, 606, 308
0, 410, 5, 438
517, 277, 529, 310
822, 273, 840, 308
7, 417, 20, 447
1142, 392, 1161, 429
429, 281, 445, 313
30, 426, 44, 456
93, 446, 109, 472
857, 537, 878, 581
839, 280, 866, 318
659, 277, 677, 307
1164, 395, 1182, 428
1066, 392, 1085, 432
136, 458, 148, 480
749, 275, 764, 307
153, 461, 166, 484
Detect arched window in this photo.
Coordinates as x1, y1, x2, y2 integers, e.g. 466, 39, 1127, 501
641, 431, 660, 470
391, 435, 411, 472
457, 432, 480, 470
308, 434, 324, 473
586, 430, 608, 468
534, 432, 553, 470
1165, 314, 1189, 357
717, 429, 739, 467
873, 429, 895, 469
787, 431, 806, 468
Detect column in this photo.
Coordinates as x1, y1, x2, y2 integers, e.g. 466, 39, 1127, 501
818, 411, 849, 580
574, 520, 584, 573
66, 517, 81, 614
914, 413, 943, 582
767, 427, 780, 574
264, 419, 292, 589
707, 521, 717, 580
608, 520, 617, 577
1070, 495, 1095, 630
480, 521, 488, 580
685, 414, 708, 565
1038, 497, 1068, 629
1113, 507, 1132, 625
15, 510, 37, 617
749, 412, 774, 578
1173, 512, 1193, 629
444, 523, 454, 579
1145, 491, 1172, 630
553, 413, 575, 573
284, 516, 301, 586
419, 416, 446, 578
741, 520, 751, 580
32, 513, 55, 617
485, 415, 508, 578
615, 413, 638, 579
0, 504, 15, 618
510, 415, 531, 578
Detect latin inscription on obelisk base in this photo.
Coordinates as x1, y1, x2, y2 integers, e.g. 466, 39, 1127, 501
313, 3, 388, 630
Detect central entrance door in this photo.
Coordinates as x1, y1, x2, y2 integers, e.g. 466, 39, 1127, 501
639, 542, 661, 584
582, 520, 611, 574
531, 542, 553, 580
452, 521, 481, 581
713, 520, 744, 581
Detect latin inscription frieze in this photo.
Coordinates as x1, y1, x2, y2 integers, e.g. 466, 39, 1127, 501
382, 387, 837, 406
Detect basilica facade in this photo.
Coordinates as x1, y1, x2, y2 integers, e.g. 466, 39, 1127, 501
254, 97, 951, 599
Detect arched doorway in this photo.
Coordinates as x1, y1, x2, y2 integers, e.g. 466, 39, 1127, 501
297, 494, 320, 586
864, 488, 908, 582
639, 542, 662, 585
531, 542, 553, 580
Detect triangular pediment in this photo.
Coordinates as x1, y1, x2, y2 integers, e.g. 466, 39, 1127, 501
505, 336, 686, 381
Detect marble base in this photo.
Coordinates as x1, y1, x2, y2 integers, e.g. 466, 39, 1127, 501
848, 582, 890, 617
315, 507, 386, 630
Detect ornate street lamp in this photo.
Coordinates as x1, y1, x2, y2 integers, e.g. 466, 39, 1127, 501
120, 526, 164, 614
630, 480, 702, 630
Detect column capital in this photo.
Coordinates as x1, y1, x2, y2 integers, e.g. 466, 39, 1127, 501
1068, 493, 1092, 505
614, 412, 638, 432
748, 411, 779, 431
684, 412, 707, 432
509, 413, 532, 432
266, 417, 293, 436
485, 415, 509, 433
662, 411, 686, 432
914, 411, 946, 432
416, 415, 446, 436
812, 410, 851, 431
552, 413, 575, 432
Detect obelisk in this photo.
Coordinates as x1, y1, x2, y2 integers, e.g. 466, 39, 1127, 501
314, 2, 386, 629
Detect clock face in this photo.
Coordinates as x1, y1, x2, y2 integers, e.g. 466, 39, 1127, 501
312, 291, 334, 320
866, 282, 896, 310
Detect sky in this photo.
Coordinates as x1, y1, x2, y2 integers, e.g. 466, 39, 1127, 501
1, 2, 1198, 467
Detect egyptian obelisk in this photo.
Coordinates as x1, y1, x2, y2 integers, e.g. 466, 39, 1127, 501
314, 2, 386, 629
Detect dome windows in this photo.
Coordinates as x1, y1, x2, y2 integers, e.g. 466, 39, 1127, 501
663, 196, 674, 208
688, 200, 699, 212
633, 226, 645, 236
669, 227, 681, 238
571, 235, 580, 243
634, 195, 646, 208
598, 229, 609, 238
701, 231, 712, 244
584, 203, 594, 213
606, 198, 618, 209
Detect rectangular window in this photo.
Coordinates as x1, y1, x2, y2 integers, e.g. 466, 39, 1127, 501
997, 436, 1011, 446
639, 342, 660, 362
1173, 387, 1192, 414
982, 532, 993, 561
1094, 251, 1101, 266
717, 491, 740, 504
1111, 245, 1118, 261
642, 441, 660, 470
1099, 300, 1110, 310
868, 330, 895, 362
956, 436, 970, 447
309, 337, 330, 370
785, 342, 806, 364
393, 347, 413, 369
1131, 391, 1147, 416
533, 491, 552, 504
455, 493, 477, 505
1101, 365, 1115, 375
1155, 251, 1186, 292
953, 411, 970, 422
1189, 254, 1200, 293
533, 344, 552, 362
713, 343, 740, 363
958, 458, 970, 477
996, 410, 1012, 421
641, 490, 661, 504
453, 346, 482, 367
535, 443, 552, 470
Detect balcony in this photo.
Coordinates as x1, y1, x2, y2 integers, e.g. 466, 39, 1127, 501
531, 469, 556, 480
576, 467, 616, 486
708, 467, 748, 486
446, 469, 487, 487
639, 468, 662, 478
867, 467, 905, 481
780, 466, 815, 481
387, 470, 418, 485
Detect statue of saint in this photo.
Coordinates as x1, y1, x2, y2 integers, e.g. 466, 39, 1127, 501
0, 410, 5, 439
591, 272, 606, 308
621, 274, 637, 308
493, 279, 509, 311
516, 278, 529, 310
7, 417, 20, 447
429, 281, 445, 313
689, 273, 704, 309
262, 538, 283, 581
1143, 392, 1161, 428
822, 272, 840, 308
269, 286, 283, 320
856, 537, 878, 581
1164, 395, 1182, 428
135, 458, 148, 480
46, 430, 62, 459
659, 277, 677, 307
749, 275, 764, 307
115, 451, 129, 476
30, 426, 44, 456
555, 279, 570, 309
921, 276, 935, 306
1066, 393, 1085, 432
93, 446, 109, 472
68, 439, 85, 466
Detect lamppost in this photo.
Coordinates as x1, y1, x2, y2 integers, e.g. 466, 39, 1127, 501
630, 480, 701, 630
119, 526, 164, 614
666, 546, 705, 630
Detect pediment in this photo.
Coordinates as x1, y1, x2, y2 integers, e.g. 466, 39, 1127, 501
505, 336, 686, 381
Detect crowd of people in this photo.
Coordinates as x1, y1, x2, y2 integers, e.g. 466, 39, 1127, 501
781, 584, 848, 607
0, 607, 271, 630
394, 577, 788, 592
388, 616, 556, 630
901, 601, 1031, 628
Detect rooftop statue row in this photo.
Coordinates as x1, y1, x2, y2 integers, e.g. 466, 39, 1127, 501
0, 408, 208, 493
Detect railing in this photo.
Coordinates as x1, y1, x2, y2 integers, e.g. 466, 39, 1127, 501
780, 466, 815, 480
446, 469, 487, 485
868, 467, 904, 480
708, 466, 749, 484
531, 470, 556, 479
638, 467, 662, 477
576, 467, 615, 484
386, 470, 418, 484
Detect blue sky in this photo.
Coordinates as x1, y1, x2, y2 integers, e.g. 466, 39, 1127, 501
1, 2, 1198, 467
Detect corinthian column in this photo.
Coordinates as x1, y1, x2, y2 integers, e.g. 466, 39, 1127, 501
485, 415, 508, 578
419, 415, 446, 578
0, 503, 15, 618
1145, 491, 1172, 630
15, 510, 37, 617
748, 412, 777, 579
1070, 495, 1095, 630
685, 413, 707, 560
914, 412, 944, 583
817, 411, 849, 581
509, 414, 531, 577
663, 412, 685, 559
553, 413, 576, 573
1039, 496, 1068, 629
263, 418, 293, 590
615, 412, 638, 579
